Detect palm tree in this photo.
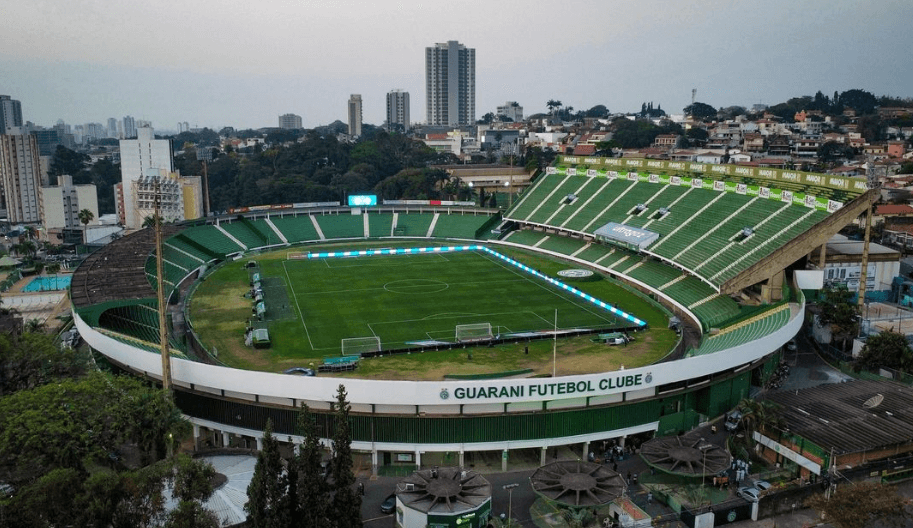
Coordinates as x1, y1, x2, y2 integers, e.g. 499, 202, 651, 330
142, 214, 162, 229
546, 99, 562, 116
25, 318, 46, 333
78, 209, 94, 244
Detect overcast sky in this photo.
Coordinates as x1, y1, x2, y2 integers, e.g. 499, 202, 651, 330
3, 0, 911, 132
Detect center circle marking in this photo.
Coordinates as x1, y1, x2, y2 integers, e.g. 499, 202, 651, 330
384, 279, 449, 294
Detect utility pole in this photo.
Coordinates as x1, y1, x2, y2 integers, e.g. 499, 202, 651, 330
503, 483, 518, 528
154, 177, 172, 396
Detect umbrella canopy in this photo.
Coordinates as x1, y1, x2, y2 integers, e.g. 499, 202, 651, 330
0, 256, 22, 267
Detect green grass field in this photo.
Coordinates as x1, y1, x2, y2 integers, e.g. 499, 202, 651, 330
284, 249, 625, 352
188, 241, 678, 379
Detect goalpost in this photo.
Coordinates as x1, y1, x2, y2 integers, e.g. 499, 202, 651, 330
455, 322, 494, 343
341, 336, 381, 355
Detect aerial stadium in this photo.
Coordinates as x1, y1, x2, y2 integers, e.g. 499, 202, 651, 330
70, 155, 876, 473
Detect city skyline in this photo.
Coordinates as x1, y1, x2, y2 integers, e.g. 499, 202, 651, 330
3, 0, 912, 130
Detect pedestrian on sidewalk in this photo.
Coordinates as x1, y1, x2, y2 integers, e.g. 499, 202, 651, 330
627, 471, 631, 485
647, 491, 652, 504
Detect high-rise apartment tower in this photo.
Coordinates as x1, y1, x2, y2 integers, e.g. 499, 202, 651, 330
348, 95, 362, 137
425, 41, 475, 126
386, 90, 410, 132
0, 95, 23, 133
0, 128, 43, 223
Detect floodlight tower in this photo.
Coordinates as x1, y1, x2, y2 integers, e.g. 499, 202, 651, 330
154, 177, 173, 395
857, 156, 882, 313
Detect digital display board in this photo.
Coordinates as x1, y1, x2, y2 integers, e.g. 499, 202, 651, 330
348, 195, 377, 207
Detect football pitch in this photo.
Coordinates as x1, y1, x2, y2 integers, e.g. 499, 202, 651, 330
283, 249, 628, 353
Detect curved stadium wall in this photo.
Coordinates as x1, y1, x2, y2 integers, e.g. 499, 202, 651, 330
71, 158, 866, 453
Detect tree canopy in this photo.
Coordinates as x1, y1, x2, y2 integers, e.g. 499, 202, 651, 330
855, 330, 913, 373
807, 481, 912, 528
683, 102, 717, 120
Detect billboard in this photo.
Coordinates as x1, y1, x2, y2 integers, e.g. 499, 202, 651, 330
348, 195, 377, 207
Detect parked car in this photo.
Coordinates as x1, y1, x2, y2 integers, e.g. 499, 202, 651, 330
283, 367, 315, 376
737, 486, 760, 502
380, 493, 397, 514
724, 410, 742, 432
752, 479, 772, 492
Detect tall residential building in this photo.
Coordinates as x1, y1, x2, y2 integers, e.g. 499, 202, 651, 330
115, 169, 202, 228
0, 95, 23, 133
425, 41, 475, 126
107, 118, 118, 138
40, 174, 98, 230
0, 128, 43, 223
123, 115, 137, 139
496, 101, 524, 122
386, 90, 411, 132
348, 94, 362, 137
278, 113, 303, 129
118, 126, 174, 229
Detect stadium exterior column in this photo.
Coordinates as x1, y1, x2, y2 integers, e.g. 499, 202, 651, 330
618, 435, 626, 449
192, 424, 201, 450
415, 449, 421, 468
583, 441, 590, 462
541, 446, 547, 466
459, 451, 465, 467
372, 450, 378, 477
502, 449, 508, 472
222, 431, 230, 448
256, 436, 263, 450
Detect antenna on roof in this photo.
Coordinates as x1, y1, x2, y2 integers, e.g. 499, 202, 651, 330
692, 88, 697, 106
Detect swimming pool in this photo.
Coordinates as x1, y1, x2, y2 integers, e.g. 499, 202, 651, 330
23, 275, 72, 292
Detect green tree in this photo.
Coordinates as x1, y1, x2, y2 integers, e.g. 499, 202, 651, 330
330, 384, 361, 528
165, 455, 219, 528
817, 286, 859, 351
143, 214, 163, 229
78, 208, 95, 244
683, 102, 717, 120
0, 373, 189, 479
246, 419, 286, 528
0, 332, 87, 395
546, 99, 562, 116
807, 481, 912, 528
817, 141, 856, 164
855, 330, 913, 373
293, 404, 330, 528
49, 145, 91, 177
585, 105, 609, 118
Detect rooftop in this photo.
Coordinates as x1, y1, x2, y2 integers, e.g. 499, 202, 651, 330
764, 379, 913, 455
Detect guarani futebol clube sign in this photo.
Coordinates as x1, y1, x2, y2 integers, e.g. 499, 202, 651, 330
440, 372, 652, 401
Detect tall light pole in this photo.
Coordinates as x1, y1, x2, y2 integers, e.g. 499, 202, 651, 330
503, 483, 518, 527
154, 177, 172, 397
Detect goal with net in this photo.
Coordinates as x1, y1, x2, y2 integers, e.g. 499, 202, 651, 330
455, 322, 494, 342
341, 336, 382, 355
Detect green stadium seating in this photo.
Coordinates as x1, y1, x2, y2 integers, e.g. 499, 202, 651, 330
537, 236, 588, 256
182, 225, 245, 256
688, 305, 790, 356
431, 213, 492, 239
368, 212, 394, 238
504, 230, 549, 247
221, 219, 267, 248
394, 212, 435, 237
315, 213, 365, 239
269, 215, 321, 243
